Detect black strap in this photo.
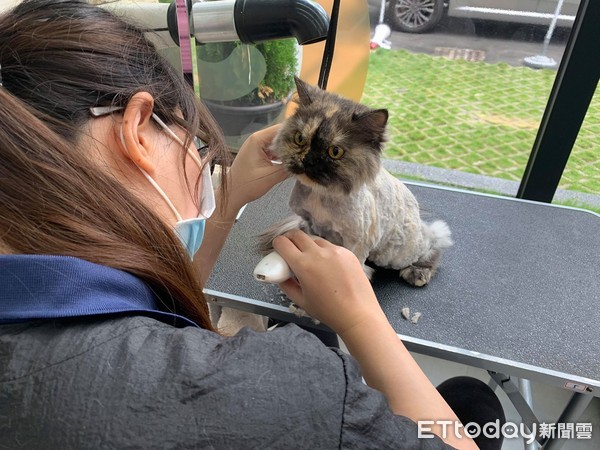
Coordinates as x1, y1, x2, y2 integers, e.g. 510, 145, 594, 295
317, 0, 340, 90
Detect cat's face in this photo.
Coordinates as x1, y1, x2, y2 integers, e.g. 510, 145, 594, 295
272, 77, 388, 194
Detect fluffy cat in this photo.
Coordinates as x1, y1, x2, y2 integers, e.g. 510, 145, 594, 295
260, 77, 453, 286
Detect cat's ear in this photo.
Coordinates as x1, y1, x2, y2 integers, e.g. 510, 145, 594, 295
352, 109, 388, 131
294, 76, 314, 105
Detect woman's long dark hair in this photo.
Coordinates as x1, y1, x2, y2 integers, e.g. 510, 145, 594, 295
0, 0, 231, 330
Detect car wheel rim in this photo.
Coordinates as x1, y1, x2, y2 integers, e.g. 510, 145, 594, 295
395, 0, 436, 29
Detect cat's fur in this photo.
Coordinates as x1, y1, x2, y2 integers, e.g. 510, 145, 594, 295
260, 77, 453, 286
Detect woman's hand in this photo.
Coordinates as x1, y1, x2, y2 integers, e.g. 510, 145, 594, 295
273, 230, 386, 336
227, 125, 289, 211
197, 126, 287, 284
274, 232, 478, 450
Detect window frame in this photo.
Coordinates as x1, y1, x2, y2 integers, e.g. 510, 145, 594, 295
517, 0, 599, 203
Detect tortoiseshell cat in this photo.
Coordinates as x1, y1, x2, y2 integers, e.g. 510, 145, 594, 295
260, 77, 453, 286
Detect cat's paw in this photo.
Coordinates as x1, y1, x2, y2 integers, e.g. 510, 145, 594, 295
400, 265, 432, 287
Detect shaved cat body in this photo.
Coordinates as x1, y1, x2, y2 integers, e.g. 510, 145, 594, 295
261, 77, 452, 286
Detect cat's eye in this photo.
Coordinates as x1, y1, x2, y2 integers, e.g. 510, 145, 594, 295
328, 145, 344, 160
294, 131, 307, 146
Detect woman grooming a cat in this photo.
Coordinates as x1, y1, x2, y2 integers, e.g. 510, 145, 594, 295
0, 1, 502, 448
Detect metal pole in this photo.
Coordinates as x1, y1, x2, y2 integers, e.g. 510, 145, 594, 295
378, 0, 386, 24
542, 0, 566, 56
524, 0, 565, 69
542, 393, 593, 450
519, 379, 540, 450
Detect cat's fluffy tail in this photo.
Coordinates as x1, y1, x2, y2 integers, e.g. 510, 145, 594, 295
417, 219, 453, 267
257, 214, 307, 254
400, 220, 453, 286
425, 220, 454, 252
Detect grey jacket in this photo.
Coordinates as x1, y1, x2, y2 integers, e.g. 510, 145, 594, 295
0, 317, 449, 449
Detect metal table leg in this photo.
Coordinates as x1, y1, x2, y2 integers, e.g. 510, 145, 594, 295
489, 371, 594, 450
519, 378, 539, 450
542, 392, 594, 450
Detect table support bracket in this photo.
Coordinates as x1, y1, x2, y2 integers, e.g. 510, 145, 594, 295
488, 371, 543, 445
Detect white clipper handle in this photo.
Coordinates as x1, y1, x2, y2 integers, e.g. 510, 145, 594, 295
253, 235, 321, 284
253, 251, 292, 284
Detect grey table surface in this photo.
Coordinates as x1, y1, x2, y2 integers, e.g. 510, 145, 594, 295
205, 179, 600, 395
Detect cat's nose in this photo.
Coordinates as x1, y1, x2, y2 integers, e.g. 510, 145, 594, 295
302, 153, 324, 171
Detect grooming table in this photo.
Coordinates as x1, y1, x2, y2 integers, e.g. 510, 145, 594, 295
205, 179, 599, 449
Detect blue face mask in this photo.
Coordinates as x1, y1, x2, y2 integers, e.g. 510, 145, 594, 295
165, 156, 214, 258
174, 218, 207, 258
166, 156, 214, 258
138, 115, 216, 259
90, 106, 215, 259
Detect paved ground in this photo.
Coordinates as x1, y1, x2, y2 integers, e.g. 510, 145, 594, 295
377, 16, 570, 68
369, 10, 571, 68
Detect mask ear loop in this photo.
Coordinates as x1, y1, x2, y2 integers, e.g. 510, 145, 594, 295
94, 106, 210, 221
118, 126, 184, 222
150, 113, 215, 219
151, 113, 203, 167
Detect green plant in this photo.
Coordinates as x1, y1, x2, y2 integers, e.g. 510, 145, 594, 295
260, 39, 297, 102
197, 39, 297, 106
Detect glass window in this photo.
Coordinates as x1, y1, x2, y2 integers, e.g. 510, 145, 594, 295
363, 0, 585, 202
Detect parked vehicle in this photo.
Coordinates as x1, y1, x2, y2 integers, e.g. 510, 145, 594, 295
369, 0, 580, 34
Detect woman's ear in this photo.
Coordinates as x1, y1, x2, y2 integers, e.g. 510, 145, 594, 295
118, 92, 157, 175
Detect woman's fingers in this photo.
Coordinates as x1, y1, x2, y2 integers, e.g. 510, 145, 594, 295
278, 278, 303, 305
250, 125, 279, 156
272, 233, 301, 258
282, 229, 320, 252
272, 230, 383, 334
256, 124, 280, 141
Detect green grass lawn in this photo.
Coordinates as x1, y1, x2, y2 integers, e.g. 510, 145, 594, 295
362, 49, 599, 196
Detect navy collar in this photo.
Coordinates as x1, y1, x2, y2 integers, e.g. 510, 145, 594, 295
0, 255, 198, 328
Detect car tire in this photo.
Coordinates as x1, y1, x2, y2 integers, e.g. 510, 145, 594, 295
387, 0, 444, 33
